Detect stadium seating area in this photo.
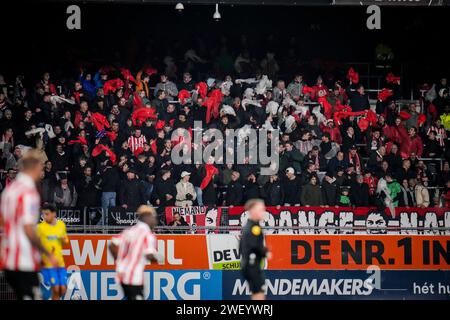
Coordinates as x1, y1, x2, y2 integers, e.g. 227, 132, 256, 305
1, 58, 449, 221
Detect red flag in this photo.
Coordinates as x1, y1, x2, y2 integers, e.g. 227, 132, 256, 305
103, 78, 124, 95
386, 73, 400, 84
200, 164, 218, 190
302, 85, 314, 95
358, 118, 370, 132
347, 68, 359, 84
150, 139, 157, 155
196, 82, 208, 99
155, 120, 165, 130
417, 114, 427, 126
399, 111, 411, 120
119, 68, 136, 83
378, 88, 394, 102
134, 147, 144, 157
92, 144, 117, 164
333, 110, 366, 126
132, 108, 157, 126
202, 89, 223, 124
178, 89, 191, 105
132, 92, 145, 110
365, 110, 378, 126
106, 131, 117, 141
144, 66, 157, 77
318, 96, 333, 119
68, 136, 88, 145
91, 112, 110, 131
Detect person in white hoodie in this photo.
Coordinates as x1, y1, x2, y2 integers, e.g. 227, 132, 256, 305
175, 171, 197, 207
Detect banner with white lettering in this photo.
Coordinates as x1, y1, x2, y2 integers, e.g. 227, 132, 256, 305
165, 206, 222, 234
227, 206, 450, 235
40, 207, 86, 227
107, 207, 138, 226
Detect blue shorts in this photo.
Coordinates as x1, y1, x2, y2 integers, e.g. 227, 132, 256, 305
41, 268, 68, 287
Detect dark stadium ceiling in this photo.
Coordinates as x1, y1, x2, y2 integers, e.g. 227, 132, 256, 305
43, 0, 449, 6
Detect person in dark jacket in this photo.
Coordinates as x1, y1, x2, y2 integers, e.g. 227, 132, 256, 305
282, 167, 302, 205
384, 144, 402, 174
100, 161, 120, 209
263, 174, 284, 206
327, 151, 348, 175
300, 176, 323, 206
224, 171, 244, 206
178, 72, 196, 92
321, 174, 338, 206
76, 166, 98, 207
244, 173, 260, 202
119, 170, 145, 209
52, 144, 69, 171
168, 212, 190, 234
346, 84, 370, 112
349, 174, 370, 207
423, 131, 443, 158
152, 170, 177, 207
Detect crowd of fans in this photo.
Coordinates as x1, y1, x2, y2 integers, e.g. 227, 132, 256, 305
1, 56, 450, 218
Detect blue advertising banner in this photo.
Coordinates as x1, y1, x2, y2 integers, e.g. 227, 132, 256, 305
40, 270, 222, 300
222, 270, 450, 300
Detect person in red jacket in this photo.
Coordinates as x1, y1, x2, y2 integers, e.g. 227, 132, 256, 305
310, 76, 329, 101
320, 120, 342, 144
399, 126, 423, 159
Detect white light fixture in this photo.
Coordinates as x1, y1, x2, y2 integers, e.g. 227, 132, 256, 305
175, 2, 184, 12
213, 3, 221, 21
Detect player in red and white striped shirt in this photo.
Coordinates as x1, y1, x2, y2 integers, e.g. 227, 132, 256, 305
0, 150, 57, 300
109, 205, 158, 300
127, 128, 147, 154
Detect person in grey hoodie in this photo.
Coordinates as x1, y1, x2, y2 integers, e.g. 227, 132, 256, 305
154, 74, 178, 101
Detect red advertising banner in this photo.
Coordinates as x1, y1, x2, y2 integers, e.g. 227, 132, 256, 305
165, 206, 222, 234
62, 235, 209, 270
228, 206, 450, 235
265, 235, 450, 270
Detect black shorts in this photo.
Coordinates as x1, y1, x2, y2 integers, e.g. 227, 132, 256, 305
4, 270, 41, 300
242, 267, 265, 294
121, 283, 144, 300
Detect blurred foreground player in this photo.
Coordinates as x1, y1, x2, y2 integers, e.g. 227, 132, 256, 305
109, 205, 159, 300
239, 199, 271, 300
37, 204, 69, 300
0, 150, 58, 300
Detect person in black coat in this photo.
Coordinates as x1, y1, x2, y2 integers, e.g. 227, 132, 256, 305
262, 174, 284, 206
52, 144, 70, 171
244, 173, 260, 202
346, 84, 370, 112
321, 174, 338, 206
119, 170, 145, 209
349, 175, 370, 207
152, 170, 177, 207
100, 161, 120, 208
76, 167, 99, 207
282, 167, 302, 205
224, 171, 244, 206
384, 144, 402, 174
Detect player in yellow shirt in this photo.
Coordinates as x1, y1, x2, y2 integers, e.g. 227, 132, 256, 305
37, 204, 69, 300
